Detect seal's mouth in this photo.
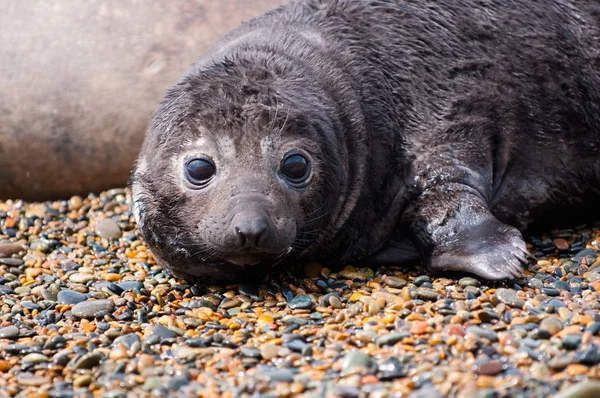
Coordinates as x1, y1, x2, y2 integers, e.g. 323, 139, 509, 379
222, 251, 269, 266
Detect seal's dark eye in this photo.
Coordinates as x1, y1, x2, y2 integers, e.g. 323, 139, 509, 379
281, 153, 310, 185
185, 157, 216, 186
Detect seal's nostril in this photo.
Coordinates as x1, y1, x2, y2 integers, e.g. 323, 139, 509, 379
233, 217, 269, 249
235, 226, 246, 247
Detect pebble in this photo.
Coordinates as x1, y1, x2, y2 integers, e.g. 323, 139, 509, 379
74, 351, 103, 369
376, 332, 410, 346
72, 299, 115, 319
378, 358, 405, 380
473, 359, 504, 376
96, 218, 123, 240
495, 288, 525, 308
150, 324, 177, 340
69, 273, 96, 284
416, 287, 440, 301
0, 326, 20, 340
466, 326, 498, 342
540, 317, 564, 335
553, 381, 600, 398
341, 351, 374, 376
458, 277, 480, 287
57, 289, 88, 304
21, 353, 49, 364
385, 276, 407, 288
287, 294, 314, 309
260, 343, 280, 360
0, 243, 25, 257
0, 188, 598, 397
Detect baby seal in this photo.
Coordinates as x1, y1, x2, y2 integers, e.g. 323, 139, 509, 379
132, 0, 600, 282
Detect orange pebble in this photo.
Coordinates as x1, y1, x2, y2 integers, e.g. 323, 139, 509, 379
410, 321, 429, 334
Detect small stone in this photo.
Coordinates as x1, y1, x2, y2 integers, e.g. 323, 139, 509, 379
540, 317, 564, 335
458, 277, 480, 288
0, 326, 20, 340
341, 351, 374, 376
17, 373, 48, 387
541, 287, 560, 297
553, 381, 600, 398
376, 332, 410, 346
256, 368, 295, 382
495, 288, 525, 308
0, 258, 24, 266
117, 281, 144, 292
69, 273, 96, 284
73, 374, 92, 388
260, 343, 279, 360
378, 358, 405, 380
553, 238, 569, 250
74, 351, 103, 369
574, 345, 600, 365
288, 295, 314, 310
410, 321, 430, 335
240, 346, 262, 358
21, 353, 49, 364
565, 364, 589, 376
72, 299, 115, 319
95, 218, 122, 240
416, 287, 440, 301
57, 289, 88, 304
473, 359, 504, 375
413, 275, 431, 286
68, 195, 84, 211
562, 335, 582, 350
385, 276, 407, 288
113, 333, 141, 349
0, 243, 25, 258
528, 278, 544, 290
466, 326, 498, 342
150, 324, 177, 340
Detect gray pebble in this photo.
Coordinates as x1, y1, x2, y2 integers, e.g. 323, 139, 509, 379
458, 277, 480, 288
288, 294, 314, 310
74, 351, 103, 369
416, 287, 440, 301
376, 332, 410, 346
72, 299, 114, 319
341, 351, 374, 375
0, 325, 20, 340
466, 326, 498, 342
22, 353, 49, 364
150, 324, 177, 340
57, 289, 88, 304
385, 276, 407, 288
256, 368, 295, 382
495, 288, 525, 308
112, 333, 141, 349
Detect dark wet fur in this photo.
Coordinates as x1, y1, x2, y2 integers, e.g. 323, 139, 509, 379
133, 0, 600, 282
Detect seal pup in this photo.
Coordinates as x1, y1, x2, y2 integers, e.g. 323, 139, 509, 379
132, 0, 600, 282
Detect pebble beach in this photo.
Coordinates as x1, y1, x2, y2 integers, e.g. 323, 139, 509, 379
0, 188, 599, 397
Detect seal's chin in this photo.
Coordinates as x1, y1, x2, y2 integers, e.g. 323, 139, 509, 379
222, 252, 269, 267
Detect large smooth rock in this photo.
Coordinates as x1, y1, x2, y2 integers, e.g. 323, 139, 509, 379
0, 0, 285, 200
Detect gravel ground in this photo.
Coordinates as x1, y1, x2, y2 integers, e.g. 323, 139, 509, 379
0, 188, 599, 398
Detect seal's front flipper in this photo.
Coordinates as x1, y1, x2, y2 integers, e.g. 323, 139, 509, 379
405, 183, 529, 280
427, 217, 528, 280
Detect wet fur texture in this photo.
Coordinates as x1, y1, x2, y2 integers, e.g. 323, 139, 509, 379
133, 0, 600, 282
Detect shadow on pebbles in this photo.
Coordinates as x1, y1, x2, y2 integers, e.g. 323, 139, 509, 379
0, 189, 599, 397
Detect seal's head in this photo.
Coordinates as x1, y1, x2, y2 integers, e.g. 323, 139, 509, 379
131, 50, 364, 282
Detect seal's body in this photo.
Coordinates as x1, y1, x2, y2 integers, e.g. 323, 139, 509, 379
133, 0, 600, 282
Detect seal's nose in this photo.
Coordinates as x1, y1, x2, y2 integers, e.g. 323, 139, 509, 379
232, 214, 269, 249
